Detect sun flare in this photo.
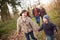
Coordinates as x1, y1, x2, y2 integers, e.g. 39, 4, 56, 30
40, 0, 53, 5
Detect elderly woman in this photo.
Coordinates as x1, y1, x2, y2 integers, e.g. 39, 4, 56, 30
17, 10, 37, 40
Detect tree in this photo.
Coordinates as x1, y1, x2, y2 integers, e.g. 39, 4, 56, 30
0, 0, 21, 22
1, 0, 11, 22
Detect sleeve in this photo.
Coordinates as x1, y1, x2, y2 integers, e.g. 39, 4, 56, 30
43, 8, 47, 15
29, 18, 38, 31
38, 9, 41, 16
38, 24, 43, 31
32, 9, 34, 17
38, 8, 40, 13
17, 18, 21, 34
52, 23, 58, 32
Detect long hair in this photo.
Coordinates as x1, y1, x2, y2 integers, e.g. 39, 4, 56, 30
20, 10, 31, 18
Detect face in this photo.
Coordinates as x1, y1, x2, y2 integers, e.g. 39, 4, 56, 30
40, 4, 43, 9
43, 18, 48, 23
33, 5, 36, 8
22, 12, 27, 18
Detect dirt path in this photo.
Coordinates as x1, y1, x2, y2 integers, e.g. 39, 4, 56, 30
8, 30, 39, 40
8, 28, 60, 40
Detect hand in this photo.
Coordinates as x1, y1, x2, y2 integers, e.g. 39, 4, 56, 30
54, 32, 58, 38
54, 30, 58, 35
17, 32, 20, 37
35, 30, 39, 36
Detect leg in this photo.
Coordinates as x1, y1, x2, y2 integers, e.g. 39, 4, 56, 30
46, 35, 54, 40
50, 35, 54, 40
29, 31, 37, 40
35, 16, 40, 26
34, 16, 38, 23
25, 33, 30, 40
36, 16, 40, 25
41, 16, 43, 22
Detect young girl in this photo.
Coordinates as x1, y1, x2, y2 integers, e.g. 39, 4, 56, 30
17, 10, 37, 40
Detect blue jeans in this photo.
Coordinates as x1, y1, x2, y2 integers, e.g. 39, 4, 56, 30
25, 31, 37, 40
34, 16, 40, 25
46, 35, 54, 40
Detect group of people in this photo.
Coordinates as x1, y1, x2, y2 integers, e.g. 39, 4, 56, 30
32, 4, 46, 26
17, 4, 58, 40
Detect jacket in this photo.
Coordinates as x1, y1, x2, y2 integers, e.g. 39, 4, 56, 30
38, 22, 58, 36
32, 8, 40, 17
17, 16, 37, 33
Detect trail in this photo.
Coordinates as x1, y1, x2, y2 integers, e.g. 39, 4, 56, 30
8, 30, 39, 40
8, 30, 25, 40
8, 28, 60, 40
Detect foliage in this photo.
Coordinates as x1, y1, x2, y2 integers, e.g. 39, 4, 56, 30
0, 19, 16, 40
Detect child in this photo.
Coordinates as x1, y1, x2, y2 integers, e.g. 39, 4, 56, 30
38, 15, 58, 40
17, 10, 37, 40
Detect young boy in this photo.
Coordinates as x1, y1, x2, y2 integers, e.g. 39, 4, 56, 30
38, 15, 58, 40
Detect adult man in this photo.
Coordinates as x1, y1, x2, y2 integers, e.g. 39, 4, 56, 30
32, 4, 40, 25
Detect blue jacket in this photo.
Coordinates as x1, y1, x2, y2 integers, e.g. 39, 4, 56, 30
38, 22, 58, 36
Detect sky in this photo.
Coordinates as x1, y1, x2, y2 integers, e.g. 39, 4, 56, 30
8, 0, 53, 14
19, 0, 53, 6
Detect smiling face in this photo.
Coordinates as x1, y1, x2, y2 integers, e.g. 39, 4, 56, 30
22, 11, 28, 18
43, 18, 48, 23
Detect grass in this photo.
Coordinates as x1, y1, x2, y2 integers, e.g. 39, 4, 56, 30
0, 19, 17, 40
47, 8, 60, 40
0, 8, 60, 40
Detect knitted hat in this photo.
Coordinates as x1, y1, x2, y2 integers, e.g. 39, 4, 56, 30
43, 15, 49, 20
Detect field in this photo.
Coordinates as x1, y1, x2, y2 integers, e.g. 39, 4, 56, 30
0, 8, 60, 40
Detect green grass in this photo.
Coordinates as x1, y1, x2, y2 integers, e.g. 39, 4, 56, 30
0, 19, 17, 40
47, 8, 60, 40
0, 8, 60, 40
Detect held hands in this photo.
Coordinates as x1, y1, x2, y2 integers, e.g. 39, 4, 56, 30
54, 30, 58, 38
34, 29, 39, 37
54, 30, 58, 35
17, 32, 20, 37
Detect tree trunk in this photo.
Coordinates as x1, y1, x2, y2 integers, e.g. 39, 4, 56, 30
1, 0, 11, 22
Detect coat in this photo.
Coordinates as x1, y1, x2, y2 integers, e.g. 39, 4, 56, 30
17, 16, 37, 33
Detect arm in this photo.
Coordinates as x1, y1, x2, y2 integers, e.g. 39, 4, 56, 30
43, 8, 47, 15
17, 18, 21, 35
38, 24, 43, 32
52, 24, 58, 33
37, 8, 41, 16
29, 18, 38, 31
32, 9, 34, 17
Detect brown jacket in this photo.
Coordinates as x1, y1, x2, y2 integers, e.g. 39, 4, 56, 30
17, 16, 37, 33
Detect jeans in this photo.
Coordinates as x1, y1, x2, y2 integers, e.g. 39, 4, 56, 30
25, 31, 37, 40
46, 35, 54, 40
34, 16, 40, 25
